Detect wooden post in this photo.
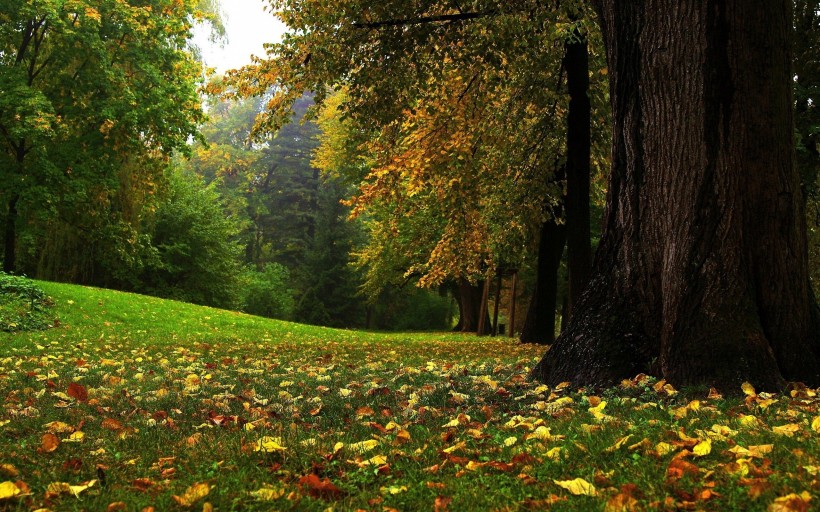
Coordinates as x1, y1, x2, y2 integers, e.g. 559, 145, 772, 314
508, 270, 518, 338
492, 266, 503, 336
477, 277, 490, 335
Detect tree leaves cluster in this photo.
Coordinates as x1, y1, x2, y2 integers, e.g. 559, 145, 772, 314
0, 0, 210, 283
219, 0, 611, 316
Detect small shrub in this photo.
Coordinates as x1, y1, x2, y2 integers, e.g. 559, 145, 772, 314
241, 264, 295, 320
0, 273, 56, 332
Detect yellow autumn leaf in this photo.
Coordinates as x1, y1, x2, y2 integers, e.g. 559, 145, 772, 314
811, 416, 820, 433
741, 382, 756, 396
348, 439, 379, 453
738, 414, 758, 428
554, 478, 597, 496
504, 436, 518, 447
772, 423, 800, 437
655, 442, 675, 456
43, 421, 74, 433
465, 460, 485, 471
381, 485, 408, 495
605, 435, 633, 452
0, 481, 21, 500
63, 431, 85, 443
364, 454, 387, 466
253, 436, 286, 452
693, 439, 712, 457
748, 444, 774, 458
528, 425, 553, 441
249, 486, 285, 501
768, 491, 812, 512
68, 480, 96, 497
173, 482, 210, 507
442, 440, 467, 454
545, 447, 562, 460
339, 388, 352, 397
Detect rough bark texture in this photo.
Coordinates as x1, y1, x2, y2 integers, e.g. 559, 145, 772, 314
520, 216, 566, 344
532, 0, 820, 392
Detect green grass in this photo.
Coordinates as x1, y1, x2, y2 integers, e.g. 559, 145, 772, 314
1, 281, 818, 511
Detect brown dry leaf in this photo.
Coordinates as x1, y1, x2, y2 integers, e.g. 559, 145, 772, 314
172, 482, 211, 507
434, 495, 452, 512
67, 383, 88, 402
355, 406, 375, 418
101, 418, 124, 431
298, 474, 345, 500
41, 433, 60, 453
667, 456, 700, 481
0, 464, 19, 478
107, 502, 127, 512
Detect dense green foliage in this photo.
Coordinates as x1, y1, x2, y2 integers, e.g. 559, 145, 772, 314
139, 167, 243, 309
0, 272, 54, 332
240, 263, 295, 320
0, 0, 210, 280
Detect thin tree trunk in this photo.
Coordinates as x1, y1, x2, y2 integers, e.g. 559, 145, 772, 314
519, 214, 567, 344
3, 194, 19, 273
564, 22, 593, 318
532, 0, 820, 392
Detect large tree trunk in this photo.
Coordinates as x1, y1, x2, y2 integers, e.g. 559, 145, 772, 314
532, 0, 820, 392
519, 214, 567, 344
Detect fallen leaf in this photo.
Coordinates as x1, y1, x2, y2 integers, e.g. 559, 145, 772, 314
41, 433, 60, 453
67, 383, 88, 402
772, 424, 800, 437
172, 482, 210, 507
768, 491, 812, 512
249, 486, 285, 501
553, 478, 597, 496
348, 439, 379, 453
693, 439, 712, 457
0, 481, 21, 500
253, 436, 286, 453
298, 474, 345, 500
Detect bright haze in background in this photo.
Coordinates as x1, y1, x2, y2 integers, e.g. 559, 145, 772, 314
193, 0, 286, 74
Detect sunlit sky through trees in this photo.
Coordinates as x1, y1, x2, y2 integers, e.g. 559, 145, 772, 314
193, 0, 285, 74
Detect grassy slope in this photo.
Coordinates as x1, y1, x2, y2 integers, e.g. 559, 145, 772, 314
0, 282, 818, 511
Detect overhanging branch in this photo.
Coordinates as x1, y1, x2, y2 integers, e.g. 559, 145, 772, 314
352, 11, 495, 29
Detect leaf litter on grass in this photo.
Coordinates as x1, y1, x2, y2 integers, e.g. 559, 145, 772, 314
2, 284, 820, 510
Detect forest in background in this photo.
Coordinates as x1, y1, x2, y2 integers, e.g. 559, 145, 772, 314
0, 0, 818, 338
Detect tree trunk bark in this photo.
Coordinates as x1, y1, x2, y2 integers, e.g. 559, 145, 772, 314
532, 0, 820, 392
564, 24, 593, 318
519, 215, 567, 344
3, 194, 18, 273
457, 278, 490, 334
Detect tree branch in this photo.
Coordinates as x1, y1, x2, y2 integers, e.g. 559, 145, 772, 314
352, 11, 495, 29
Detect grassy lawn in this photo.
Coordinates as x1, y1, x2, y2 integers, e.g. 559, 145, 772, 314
1, 281, 818, 511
